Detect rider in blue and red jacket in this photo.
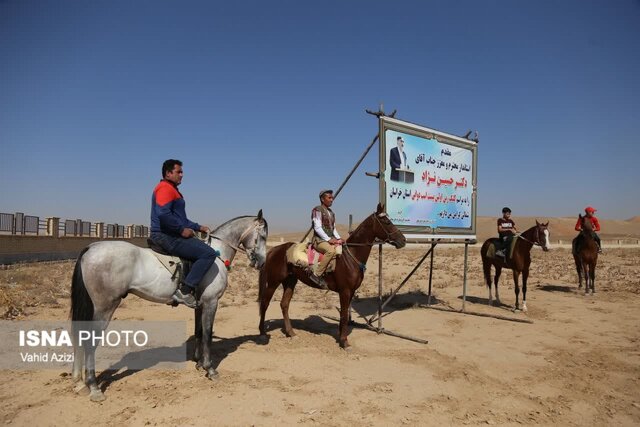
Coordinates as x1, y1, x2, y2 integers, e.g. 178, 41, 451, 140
149, 159, 217, 308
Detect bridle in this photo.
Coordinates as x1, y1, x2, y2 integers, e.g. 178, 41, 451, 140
344, 212, 403, 248
516, 225, 547, 248
338, 212, 402, 271
204, 221, 265, 264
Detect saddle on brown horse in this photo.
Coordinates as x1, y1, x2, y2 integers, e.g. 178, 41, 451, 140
285, 242, 342, 274
487, 237, 517, 259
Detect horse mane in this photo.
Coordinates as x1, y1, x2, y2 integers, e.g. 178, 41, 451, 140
520, 225, 538, 240
580, 215, 593, 233
345, 212, 373, 243
213, 215, 268, 234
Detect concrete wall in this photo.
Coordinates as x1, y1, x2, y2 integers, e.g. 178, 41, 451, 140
0, 235, 149, 264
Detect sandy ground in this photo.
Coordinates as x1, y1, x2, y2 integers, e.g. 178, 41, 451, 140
1, 245, 639, 426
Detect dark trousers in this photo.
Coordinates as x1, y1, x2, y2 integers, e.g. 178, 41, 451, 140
499, 235, 512, 250
150, 232, 217, 290
573, 232, 601, 253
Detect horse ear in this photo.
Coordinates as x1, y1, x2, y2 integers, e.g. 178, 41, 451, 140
257, 209, 263, 220
376, 203, 385, 214
543, 222, 549, 227
536, 219, 540, 226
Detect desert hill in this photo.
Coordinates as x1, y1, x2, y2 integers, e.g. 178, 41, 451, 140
270, 216, 640, 243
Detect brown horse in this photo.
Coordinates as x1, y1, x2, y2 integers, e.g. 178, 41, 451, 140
572, 214, 598, 294
258, 203, 406, 348
480, 221, 551, 312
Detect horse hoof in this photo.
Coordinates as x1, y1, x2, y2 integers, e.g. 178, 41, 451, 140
512, 308, 521, 313
89, 390, 106, 402
206, 368, 219, 380
256, 334, 269, 345
339, 341, 351, 350
195, 362, 203, 370
285, 330, 296, 338
74, 383, 89, 396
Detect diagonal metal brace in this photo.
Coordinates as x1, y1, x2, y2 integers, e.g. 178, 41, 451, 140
366, 243, 438, 326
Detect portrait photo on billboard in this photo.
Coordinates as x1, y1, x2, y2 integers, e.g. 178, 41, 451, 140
379, 117, 478, 240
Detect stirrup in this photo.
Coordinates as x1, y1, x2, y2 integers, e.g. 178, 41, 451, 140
309, 273, 328, 290
172, 289, 198, 309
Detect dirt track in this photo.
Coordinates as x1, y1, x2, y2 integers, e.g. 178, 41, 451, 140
1, 246, 639, 426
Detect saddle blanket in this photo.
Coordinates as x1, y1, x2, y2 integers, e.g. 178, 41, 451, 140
285, 243, 342, 275
487, 237, 517, 259
150, 251, 183, 284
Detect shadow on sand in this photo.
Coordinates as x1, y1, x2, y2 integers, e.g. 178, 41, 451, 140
96, 332, 264, 392
457, 294, 513, 310
349, 291, 447, 321
537, 283, 577, 293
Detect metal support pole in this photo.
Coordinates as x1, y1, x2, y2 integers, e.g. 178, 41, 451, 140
301, 132, 381, 243
377, 243, 383, 331
347, 213, 354, 324
462, 241, 469, 312
301, 109, 395, 243
427, 242, 436, 306
322, 315, 428, 344
418, 305, 533, 324
367, 245, 435, 326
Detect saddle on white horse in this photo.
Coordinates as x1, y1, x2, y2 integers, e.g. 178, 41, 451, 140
147, 239, 191, 285
285, 243, 342, 275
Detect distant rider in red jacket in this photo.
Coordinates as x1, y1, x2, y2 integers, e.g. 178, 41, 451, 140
575, 206, 602, 253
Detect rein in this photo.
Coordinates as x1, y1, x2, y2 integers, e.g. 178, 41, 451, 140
341, 244, 366, 271
206, 234, 246, 254
338, 212, 401, 272
343, 212, 401, 248
516, 227, 542, 246
203, 222, 263, 255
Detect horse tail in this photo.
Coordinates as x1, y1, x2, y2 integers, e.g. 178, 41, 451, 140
70, 247, 94, 322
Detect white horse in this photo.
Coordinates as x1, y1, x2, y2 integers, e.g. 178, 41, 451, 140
70, 211, 268, 402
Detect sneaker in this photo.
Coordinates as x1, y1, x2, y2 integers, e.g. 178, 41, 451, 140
495, 249, 505, 257
308, 273, 329, 290
172, 288, 197, 309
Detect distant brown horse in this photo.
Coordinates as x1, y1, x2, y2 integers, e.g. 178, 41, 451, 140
481, 221, 551, 312
258, 203, 406, 348
572, 214, 598, 294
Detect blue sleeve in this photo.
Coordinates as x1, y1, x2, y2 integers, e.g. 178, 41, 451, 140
158, 201, 185, 234
186, 219, 200, 231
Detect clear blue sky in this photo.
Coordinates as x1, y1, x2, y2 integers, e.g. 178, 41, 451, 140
2, 0, 639, 232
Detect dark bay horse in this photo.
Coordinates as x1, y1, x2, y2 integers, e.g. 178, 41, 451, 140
70, 212, 268, 401
480, 221, 551, 312
258, 203, 406, 348
573, 214, 598, 294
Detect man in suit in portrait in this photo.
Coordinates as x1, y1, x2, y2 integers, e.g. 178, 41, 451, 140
390, 136, 408, 181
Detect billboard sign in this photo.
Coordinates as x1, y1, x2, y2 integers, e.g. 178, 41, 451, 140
379, 117, 478, 240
